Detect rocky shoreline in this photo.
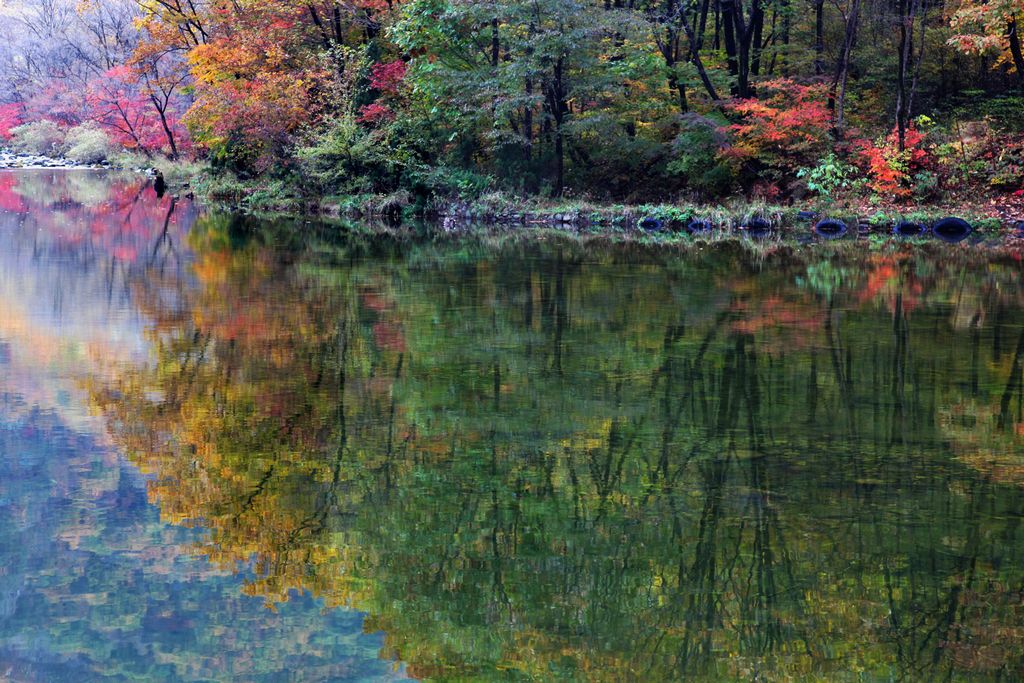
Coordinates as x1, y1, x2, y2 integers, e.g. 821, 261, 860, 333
0, 149, 165, 177
0, 148, 116, 170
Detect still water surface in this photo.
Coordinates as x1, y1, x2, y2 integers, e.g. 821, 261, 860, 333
1, 171, 1024, 681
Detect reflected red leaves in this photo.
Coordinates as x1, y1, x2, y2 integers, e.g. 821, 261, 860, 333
0, 174, 27, 213
858, 256, 923, 314
361, 286, 406, 352
372, 321, 406, 353
730, 294, 825, 339
0, 172, 189, 266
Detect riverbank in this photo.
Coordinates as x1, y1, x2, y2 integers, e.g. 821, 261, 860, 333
158, 156, 1023, 240
188, 168, 1024, 245
8, 152, 1023, 246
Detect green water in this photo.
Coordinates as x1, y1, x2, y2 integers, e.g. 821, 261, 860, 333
1, 171, 1023, 681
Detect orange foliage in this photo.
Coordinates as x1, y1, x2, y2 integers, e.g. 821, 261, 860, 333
852, 127, 931, 197
723, 78, 832, 173
134, 0, 404, 167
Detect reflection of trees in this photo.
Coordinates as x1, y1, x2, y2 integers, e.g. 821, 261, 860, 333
0, 170, 198, 426
90, 230, 1024, 680
0, 170, 195, 307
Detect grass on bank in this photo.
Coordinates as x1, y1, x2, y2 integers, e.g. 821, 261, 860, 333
116, 156, 1022, 247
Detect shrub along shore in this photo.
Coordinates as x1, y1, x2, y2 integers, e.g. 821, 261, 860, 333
180, 163, 1024, 246
4, 149, 1022, 248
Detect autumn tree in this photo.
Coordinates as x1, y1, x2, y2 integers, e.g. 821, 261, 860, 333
949, 0, 1024, 84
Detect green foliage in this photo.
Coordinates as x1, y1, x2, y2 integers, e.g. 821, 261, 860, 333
295, 115, 411, 195
9, 120, 66, 156
797, 153, 856, 199
394, 0, 661, 197
667, 113, 735, 197
239, 179, 302, 212
951, 94, 1024, 134
64, 123, 114, 163
205, 133, 264, 179
404, 165, 494, 201
912, 170, 940, 200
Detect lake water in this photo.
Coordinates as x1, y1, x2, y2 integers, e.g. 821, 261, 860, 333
1, 170, 1023, 681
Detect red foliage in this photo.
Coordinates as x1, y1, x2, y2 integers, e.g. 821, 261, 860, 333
85, 67, 191, 156
358, 103, 396, 125
0, 104, 23, 140
751, 181, 782, 201
369, 61, 407, 94
851, 127, 930, 197
723, 79, 832, 173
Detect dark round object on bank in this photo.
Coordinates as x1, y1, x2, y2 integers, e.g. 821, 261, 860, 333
893, 221, 926, 238
931, 217, 972, 243
813, 218, 848, 239
639, 216, 664, 232
687, 218, 714, 234
743, 217, 773, 238
797, 210, 817, 221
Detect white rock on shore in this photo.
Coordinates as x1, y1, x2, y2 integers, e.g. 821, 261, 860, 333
0, 148, 112, 170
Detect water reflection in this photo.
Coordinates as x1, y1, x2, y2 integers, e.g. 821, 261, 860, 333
5, 170, 1024, 680
0, 171, 406, 681
81, 206, 1024, 679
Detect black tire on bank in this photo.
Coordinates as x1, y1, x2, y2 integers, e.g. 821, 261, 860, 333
893, 221, 926, 238
687, 218, 713, 234
639, 216, 665, 232
744, 217, 773, 239
932, 217, 972, 243
813, 218, 848, 239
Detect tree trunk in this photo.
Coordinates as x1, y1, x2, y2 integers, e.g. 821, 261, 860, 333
1008, 19, 1024, 86
524, 76, 533, 162
721, 0, 759, 97
814, 0, 825, 75
662, 0, 688, 112
830, 0, 861, 136
722, 0, 741, 93
550, 56, 566, 197
491, 18, 500, 67
896, 0, 912, 151
679, 10, 721, 100
696, 0, 711, 49
667, 68, 690, 113
908, 5, 928, 116
750, 3, 764, 76
150, 95, 178, 160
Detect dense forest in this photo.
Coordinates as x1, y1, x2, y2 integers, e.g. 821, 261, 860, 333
1, 0, 1024, 207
